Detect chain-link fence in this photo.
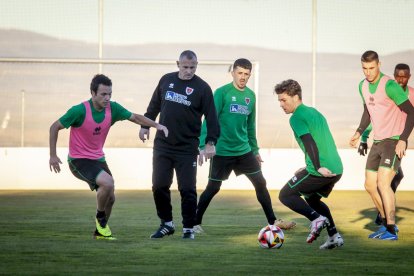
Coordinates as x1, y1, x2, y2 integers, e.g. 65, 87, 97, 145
1, 0, 413, 148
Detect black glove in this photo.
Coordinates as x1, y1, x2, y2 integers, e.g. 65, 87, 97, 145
358, 142, 368, 156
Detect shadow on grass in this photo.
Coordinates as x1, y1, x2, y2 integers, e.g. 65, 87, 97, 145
351, 206, 414, 231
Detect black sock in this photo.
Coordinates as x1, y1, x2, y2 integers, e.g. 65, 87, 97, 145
96, 210, 106, 218
96, 210, 107, 227
386, 224, 396, 235
327, 225, 337, 237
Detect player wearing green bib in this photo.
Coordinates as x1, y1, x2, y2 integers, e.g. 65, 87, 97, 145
275, 79, 344, 250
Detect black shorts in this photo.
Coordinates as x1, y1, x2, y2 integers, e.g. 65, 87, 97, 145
366, 139, 401, 172
285, 168, 342, 198
209, 151, 261, 181
68, 158, 112, 191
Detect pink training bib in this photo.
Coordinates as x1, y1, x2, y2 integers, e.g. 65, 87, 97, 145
362, 75, 405, 140
69, 101, 111, 159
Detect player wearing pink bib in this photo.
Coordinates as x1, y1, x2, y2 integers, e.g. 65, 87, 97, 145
49, 74, 168, 240
358, 63, 414, 226
350, 51, 414, 240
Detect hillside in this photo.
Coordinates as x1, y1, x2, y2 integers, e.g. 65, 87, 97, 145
1, 29, 413, 148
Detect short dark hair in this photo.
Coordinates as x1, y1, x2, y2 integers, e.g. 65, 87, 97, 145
233, 58, 252, 71
361, 50, 379, 63
274, 79, 302, 100
395, 63, 410, 73
179, 50, 197, 60
90, 74, 112, 94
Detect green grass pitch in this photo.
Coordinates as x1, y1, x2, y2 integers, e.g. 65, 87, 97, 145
1, 190, 413, 275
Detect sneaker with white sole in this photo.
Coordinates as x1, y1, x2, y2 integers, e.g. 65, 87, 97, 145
369, 225, 399, 239
193, 225, 205, 234
150, 223, 175, 239
275, 219, 296, 230
319, 234, 344, 249
307, 215, 330, 243
182, 229, 195, 239
368, 225, 386, 239
377, 231, 398, 240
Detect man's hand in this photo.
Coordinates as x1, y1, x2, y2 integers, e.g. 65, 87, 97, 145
358, 142, 368, 156
139, 128, 150, 142
49, 155, 62, 173
255, 154, 263, 167
395, 140, 407, 159
349, 132, 361, 148
204, 143, 216, 159
198, 149, 206, 166
155, 123, 169, 138
317, 167, 337, 177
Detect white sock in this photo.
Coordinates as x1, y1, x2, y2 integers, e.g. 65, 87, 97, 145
164, 221, 174, 227
330, 233, 340, 239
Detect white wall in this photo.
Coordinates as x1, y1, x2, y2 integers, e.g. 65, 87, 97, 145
0, 147, 413, 190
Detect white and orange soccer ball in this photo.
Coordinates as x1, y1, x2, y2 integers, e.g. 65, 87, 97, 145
258, 225, 284, 249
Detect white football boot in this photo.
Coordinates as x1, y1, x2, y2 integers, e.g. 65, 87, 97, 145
319, 233, 344, 250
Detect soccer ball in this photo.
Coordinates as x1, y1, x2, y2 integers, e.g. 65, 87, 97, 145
258, 225, 284, 249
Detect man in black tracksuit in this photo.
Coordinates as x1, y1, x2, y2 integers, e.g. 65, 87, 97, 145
140, 50, 220, 239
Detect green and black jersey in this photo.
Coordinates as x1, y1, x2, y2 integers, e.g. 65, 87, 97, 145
290, 104, 343, 176
199, 82, 258, 156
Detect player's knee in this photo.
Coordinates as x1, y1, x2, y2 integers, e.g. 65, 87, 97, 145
305, 195, 320, 206
377, 180, 391, 192
249, 173, 266, 188
206, 180, 222, 194
253, 179, 267, 191
96, 172, 114, 191
364, 181, 376, 194
394, 170, 404, 182
278, 186, 289, 204
97, 181, 114, 191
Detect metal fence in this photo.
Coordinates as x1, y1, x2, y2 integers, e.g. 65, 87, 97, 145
1, 0, 413, 148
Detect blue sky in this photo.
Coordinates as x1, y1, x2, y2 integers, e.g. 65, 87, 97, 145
1, 0, 414, 54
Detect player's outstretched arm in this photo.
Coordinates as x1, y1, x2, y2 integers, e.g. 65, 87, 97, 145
129, 113, 168, 139
49, 120, 64, 173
